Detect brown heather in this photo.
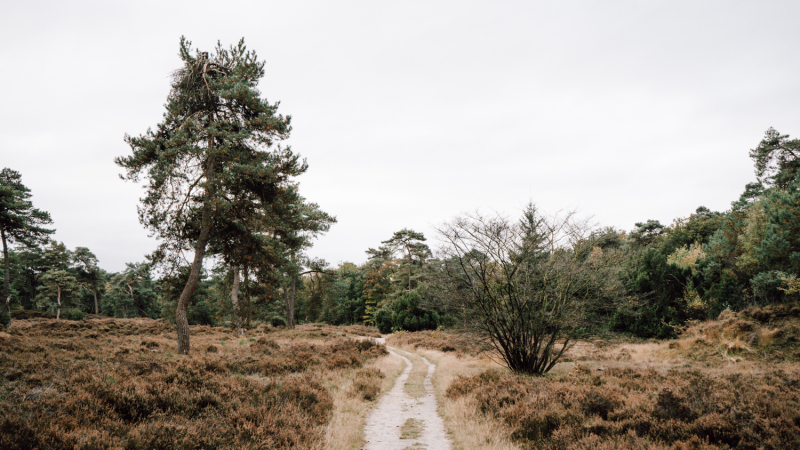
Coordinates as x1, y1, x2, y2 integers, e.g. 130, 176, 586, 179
0, 319, 387, 449
388, 329, 492, 357
446, 363, 800, 448
672, 303, 800, 362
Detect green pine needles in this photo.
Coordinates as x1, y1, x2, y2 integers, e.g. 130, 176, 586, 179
116, 37, 313, 354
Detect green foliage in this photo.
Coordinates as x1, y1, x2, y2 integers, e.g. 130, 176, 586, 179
391, 291, 439, 332
158, 266, 209, 322
62, 308, 86, 321
269, 316, 287, 327
71, 247, 103, 314
750, 127, 800, 189
614, 248, 690, 338
35, 266, 78, 318
361, 261, 395, 325
382, 229, 431, 292
375, 306, 393, 334
188, 301, 216, 326
0, 168, 55, 310
436, 205, 618, 374
105, 263, 159, 319
630, 220, 667, 247
753, 176, 800, 276
116, 37, 305, 290
0, 308, 9, 329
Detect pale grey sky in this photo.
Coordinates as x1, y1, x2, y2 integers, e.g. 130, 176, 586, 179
2, 1, 799, 272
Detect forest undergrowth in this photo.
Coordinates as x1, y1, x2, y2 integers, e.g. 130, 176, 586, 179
0, 319, 389, 449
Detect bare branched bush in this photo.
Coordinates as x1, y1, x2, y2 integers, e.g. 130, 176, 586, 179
434, 204, 619, 375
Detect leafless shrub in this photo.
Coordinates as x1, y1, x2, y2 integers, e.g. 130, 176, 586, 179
434, 204, 620, 374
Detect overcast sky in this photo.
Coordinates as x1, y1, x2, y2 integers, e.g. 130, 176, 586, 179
2, 1, 799, 272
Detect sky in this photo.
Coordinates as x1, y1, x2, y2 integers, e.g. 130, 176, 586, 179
2, 1, 800, 272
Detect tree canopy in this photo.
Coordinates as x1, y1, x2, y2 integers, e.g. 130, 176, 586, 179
116, 37, 310, 354
0, 168, 54, 316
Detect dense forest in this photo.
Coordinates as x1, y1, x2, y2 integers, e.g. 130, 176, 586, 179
2, 38, 800, 353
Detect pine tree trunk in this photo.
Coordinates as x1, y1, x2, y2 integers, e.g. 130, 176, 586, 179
242, 265, 251, 328
406, 244, 412, 291
289, 272, 296, 329
93, 287, 99, 315
231, 266, 244, 337
176, 155, 216, 355
1, 229, 10, 316
56, 285, 61, 320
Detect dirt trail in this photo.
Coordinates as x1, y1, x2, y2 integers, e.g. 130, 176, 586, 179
363, 342, 452, 450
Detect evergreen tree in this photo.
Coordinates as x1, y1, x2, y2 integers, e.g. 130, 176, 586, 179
105, 263, 158, 318
72, 247, 103, 314
382, 229, 431, 291
750, 127, 800, 189
0, 168, 54, 317
280, 202, 335, 328
117, 37, 299, 354
35, 242, 77, 320
36, 269, 78, 320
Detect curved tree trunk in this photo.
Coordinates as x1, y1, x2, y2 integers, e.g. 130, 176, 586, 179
1, 229, 10, 319
284, 272, 297, 329
289, 273, 296, 328
56, 285, 62, 320
176, 156, 216, 355
406, 244, 412, 291
230, 266, 244, 337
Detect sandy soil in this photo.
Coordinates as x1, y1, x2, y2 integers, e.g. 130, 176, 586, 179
362, 343, 452, 450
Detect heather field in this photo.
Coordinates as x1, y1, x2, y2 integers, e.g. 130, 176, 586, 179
0, 320, 392, 450
2, 303, 800, 449
387, 303, 800, 450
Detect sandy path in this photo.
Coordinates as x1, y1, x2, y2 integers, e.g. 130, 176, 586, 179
362, 344, 452, 450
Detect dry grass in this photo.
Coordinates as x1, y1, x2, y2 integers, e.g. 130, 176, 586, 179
390, 339, 520, 450
391, 348, 429, 399
393, 322, 800, 450
670, 302, 800, 363
323, 351, 405, 450
0, 319, 390, 449
388, 329, 493, 356
341, 324, 382, 338
446, 364, 800, 449
400, 418, 424, 439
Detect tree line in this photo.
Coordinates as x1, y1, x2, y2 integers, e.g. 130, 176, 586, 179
2, 37, 799, 371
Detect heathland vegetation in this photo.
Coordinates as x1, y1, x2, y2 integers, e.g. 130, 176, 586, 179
2, 37, 800, 448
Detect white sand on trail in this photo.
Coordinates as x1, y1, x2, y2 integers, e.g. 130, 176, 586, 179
362, 342, 452, 450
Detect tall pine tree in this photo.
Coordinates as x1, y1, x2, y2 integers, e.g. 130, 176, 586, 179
117, 38, 303, 354
0, 168, 54, 320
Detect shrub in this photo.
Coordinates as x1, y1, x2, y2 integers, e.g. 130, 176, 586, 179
350, 368, 385, 400
436, 207, 620, 374
447, 367, 800, 449
375, 307, 393, 334
63, 309, 86, 321
187, 300, 216, 326
270, 316, 287, 328
391, 292, 438, 332
0, 309, 9, 329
